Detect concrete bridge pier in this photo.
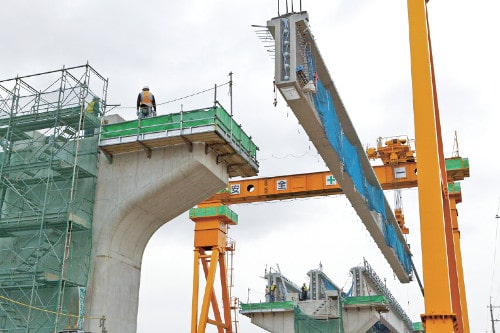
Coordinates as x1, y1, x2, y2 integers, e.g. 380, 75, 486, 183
84, 142, 228, 333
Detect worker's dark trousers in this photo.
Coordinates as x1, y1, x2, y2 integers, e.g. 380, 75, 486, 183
138, 107, 152, 119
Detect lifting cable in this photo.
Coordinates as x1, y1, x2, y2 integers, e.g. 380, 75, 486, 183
114, 81, 230, 110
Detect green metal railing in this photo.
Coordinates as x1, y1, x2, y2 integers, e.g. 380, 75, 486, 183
240, 301, 294, 312
100, 106, 258, 163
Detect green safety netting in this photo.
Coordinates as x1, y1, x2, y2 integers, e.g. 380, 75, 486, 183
0, 64, 105, 332
294, 306, 343, 333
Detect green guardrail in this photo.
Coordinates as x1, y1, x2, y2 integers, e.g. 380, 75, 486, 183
448, 182, 461, 194
413, 321, 425, 332
343, 295, 388, 305
240, 301, 294, 312
100, 106, 258, 162
445, 157, 469, 171
189, 205, 238, 225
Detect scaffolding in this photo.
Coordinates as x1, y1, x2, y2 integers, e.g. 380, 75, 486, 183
0, 64, 107, 332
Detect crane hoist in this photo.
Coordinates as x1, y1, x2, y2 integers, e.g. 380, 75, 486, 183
189, 136, 470, 333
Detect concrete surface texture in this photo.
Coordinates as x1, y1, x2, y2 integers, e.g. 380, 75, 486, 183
84, 142, 228, 333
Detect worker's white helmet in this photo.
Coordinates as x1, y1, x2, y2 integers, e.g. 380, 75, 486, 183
142, 86, 149, 91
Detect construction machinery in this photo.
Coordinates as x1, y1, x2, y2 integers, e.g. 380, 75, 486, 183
0, 2, 471, 332
256, 2, 470, 331
407, 1, 470, 331
189, 135, 470, 332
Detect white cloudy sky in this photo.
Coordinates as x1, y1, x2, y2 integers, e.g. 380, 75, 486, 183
2, 0, 499, 332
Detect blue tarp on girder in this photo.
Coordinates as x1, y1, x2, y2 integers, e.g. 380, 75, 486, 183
311, 77, 412, 274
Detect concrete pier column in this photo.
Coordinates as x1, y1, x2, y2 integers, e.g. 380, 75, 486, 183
84, 142, 228, 333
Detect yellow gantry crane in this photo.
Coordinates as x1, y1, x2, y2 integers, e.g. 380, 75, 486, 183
189, 203, 235, 333
406, 0, 470, 331
190, 2, 469, 332
189, 137, 470, 333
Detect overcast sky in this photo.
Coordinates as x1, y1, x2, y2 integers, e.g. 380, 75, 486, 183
2, 0, 500, 332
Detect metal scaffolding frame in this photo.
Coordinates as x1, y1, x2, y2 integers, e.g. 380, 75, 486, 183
0, 64, 107, 332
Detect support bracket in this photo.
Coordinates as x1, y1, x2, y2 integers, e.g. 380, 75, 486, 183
137, 141, 152, 159
182, 135, 193, 152
99, 147, 113, 164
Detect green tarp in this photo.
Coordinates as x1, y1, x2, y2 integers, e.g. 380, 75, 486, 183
294, 306, 343, 333
343, 295, 388, 305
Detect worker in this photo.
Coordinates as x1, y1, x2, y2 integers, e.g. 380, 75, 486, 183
269, 283, 276, 302
301, 283, 308, 301
84, 97, 100, 136
136, 86, 157, 119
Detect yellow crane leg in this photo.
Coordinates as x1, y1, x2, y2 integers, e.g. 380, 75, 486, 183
197, 249, 221, 333
428, 13, 467, 330
190, 207, 235, 333
450, 197, 471, 332
191, 250, 200, 333
200, 250, 230, 333
443, 191, 463, 332
192, 248, 231, 333
406, 0, 456, 331
218, 252, 232, 332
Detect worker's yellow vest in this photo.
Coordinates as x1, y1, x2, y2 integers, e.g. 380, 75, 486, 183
86, 101, 96, 114
140, 91, 153, 107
